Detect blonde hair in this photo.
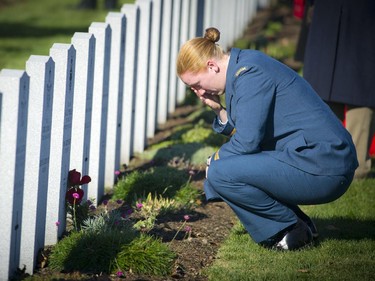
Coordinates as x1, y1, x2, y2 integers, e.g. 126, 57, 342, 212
177, 27, 225, 76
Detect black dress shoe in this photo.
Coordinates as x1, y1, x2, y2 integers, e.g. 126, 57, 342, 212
287, 204, 319, 238
274, 219, 313, 250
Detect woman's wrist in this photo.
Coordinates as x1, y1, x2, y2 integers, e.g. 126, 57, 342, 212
213, 104, 223, 115
215, 106, 228, 124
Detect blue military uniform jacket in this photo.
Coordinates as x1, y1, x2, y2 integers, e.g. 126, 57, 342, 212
212, 48, 358, 176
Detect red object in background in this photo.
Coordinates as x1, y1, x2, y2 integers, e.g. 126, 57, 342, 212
293, 0, 305, 19
370, 135, 375, 156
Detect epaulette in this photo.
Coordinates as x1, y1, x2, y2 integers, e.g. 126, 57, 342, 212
214, 150, 220, 160
235, 66, 247, 77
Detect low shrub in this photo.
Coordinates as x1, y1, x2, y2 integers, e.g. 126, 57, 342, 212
116, 234, 176, 276
48, 229, 136, 273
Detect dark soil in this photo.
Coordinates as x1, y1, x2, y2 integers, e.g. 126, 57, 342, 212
108, 105, 239, 281
19, 3, 301, 281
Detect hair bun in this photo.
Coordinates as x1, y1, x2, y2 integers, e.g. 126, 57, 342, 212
204, 27, 220, 43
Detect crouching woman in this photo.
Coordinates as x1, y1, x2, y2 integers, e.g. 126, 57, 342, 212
176, 27, 358, 250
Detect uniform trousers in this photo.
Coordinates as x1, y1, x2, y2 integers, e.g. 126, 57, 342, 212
205, 153, 353, 243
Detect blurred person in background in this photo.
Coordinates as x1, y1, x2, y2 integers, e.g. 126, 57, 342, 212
301, 0, 375, 178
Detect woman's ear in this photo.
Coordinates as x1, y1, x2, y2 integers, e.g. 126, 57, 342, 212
207, 60, 219, 72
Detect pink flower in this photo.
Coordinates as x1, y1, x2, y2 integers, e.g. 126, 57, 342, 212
185, 226, 192, 232
136, 202, 143, 209
66, 187, 84, 205
55, 221, 60, 226
115, 170, 121, 176
184, 215, 190, 221
116, 271, 124, 277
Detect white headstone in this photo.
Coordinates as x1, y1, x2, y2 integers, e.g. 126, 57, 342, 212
0, 69, 29, 280
88, 22, 111, 202
189, 0, 198, 39
120, 4, 139, 165
203, 0, 213, 35
213, 0, 229, 48
45, 44, 76, 245
250, 0, 258, 26
146, 0, 163, 138
70, 32, 96, 200
235, 0, 244, 41
133, 0, 152, 153
258, 0, 270, 9
19, 56, 54, 273
157, 0, 173, 125
104, 12, 126, 187
177, 0, 191, 104
168, 0, 182, 114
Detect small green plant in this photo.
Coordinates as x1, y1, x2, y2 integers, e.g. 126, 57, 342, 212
181, 120, 227, 147
264, 21, 282, 38
115, 234, 176, 276
262, 41, 296, 60
174, 180, 203, 208
81, 208, 134, 234
132, 193, 177, 232
48, 228, 136, 273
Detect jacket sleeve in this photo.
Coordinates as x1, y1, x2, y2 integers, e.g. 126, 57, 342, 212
216, 66, 276, 159
212, 116, 235, 136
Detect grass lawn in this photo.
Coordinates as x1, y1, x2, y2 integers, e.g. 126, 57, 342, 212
205, 179, 375, 281
0, 0, 133, 70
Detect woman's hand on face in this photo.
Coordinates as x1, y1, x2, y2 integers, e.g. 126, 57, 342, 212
199, 93, 222, 111
199, 93, 228, 123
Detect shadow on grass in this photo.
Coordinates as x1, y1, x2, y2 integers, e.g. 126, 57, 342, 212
151, 142, 212, 162
313, 217, 375, 242
114, 166, 191, 203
